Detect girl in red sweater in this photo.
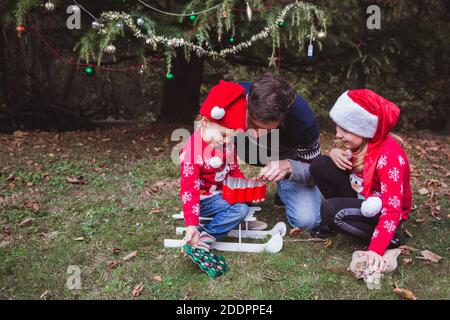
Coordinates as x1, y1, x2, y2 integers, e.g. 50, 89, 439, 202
310, 89, 412, 271
179, 81, 250, 252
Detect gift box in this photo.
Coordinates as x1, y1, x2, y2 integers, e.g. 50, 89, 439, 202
222, 177, 266, 204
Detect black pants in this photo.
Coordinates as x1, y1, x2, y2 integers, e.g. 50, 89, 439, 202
310, 156, 379, 244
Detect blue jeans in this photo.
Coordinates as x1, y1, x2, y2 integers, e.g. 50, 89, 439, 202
277, 180, 322, 230
199, 194, 249, 240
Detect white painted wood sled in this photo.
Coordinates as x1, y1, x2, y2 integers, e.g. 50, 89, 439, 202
164, 207, 286, 253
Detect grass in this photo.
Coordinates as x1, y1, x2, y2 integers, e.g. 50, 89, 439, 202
0, 124, 448, 300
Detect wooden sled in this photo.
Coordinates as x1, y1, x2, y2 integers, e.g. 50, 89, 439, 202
164, 207, 286, 253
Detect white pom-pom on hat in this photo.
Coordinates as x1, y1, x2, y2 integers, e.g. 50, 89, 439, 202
211, 106, 225, 120
209, 156, 223, 169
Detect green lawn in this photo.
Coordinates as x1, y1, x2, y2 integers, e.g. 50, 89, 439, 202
0, 125, 448, 300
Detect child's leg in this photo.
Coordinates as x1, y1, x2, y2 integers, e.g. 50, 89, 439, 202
199, 194, 249, 241
310, 156, 357, 199
320, 198, 375, 241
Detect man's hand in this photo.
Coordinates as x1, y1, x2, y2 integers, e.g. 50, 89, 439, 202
257, 160, 292, 182
359, 250, 390, 272
329, 148, 353, 171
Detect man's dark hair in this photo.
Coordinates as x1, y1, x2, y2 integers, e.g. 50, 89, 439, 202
247, 73, 296, 123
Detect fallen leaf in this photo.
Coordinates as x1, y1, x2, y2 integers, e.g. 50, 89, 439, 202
18, 218, 34, 227
73, 237, 85, 241
402, 258, 413, 265
131, 283, 144, 297
66, 176, 87, 185
153, 275, 162, 282
107, 260, 120, 269
150, 208, 164, 214
399, 245, 419, 256
6, 173, 15, 181
414, 219, 426, 224
418, 188, 429, 195
26, 182, 33, 187
393, 286, 417, 300
418, 250, 442, 263
13, 130, 28, 138
40, 290, 49, 300
122, 250, 138, 261
289, 228, 302, 236
112, 248, 121, 254
323, 239, 332, 248
403, 227, 413, 238
153, 147, 163, 152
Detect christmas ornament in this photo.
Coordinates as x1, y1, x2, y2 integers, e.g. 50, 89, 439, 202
268, 55, 278, 68
246, 2, 253, 22
136, 17, 145, 26
85, 66, 95, 76
138, 65, 145, 74
278, 21, 285, 28
16, 25, 26, 34
189, 13, 197, 22
92, 20, 100, 29
222, 11, 228, 18
106, 44, 117, 54
229, 37, 235, 43
116, 21, 124, 30
209, 156, 223, 169
307, 26, 314, 62
317, 31, 327, 39
45, 1, 55, 12
307, 43, 313, 62
165, 72, 174, 80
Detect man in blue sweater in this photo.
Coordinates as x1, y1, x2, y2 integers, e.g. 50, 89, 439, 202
237, 73, 326, 236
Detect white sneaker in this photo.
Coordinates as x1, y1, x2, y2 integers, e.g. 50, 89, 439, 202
241, 220, 268, 231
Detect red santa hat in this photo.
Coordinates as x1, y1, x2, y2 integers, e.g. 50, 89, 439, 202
330, 89, 401, 197
199, 80, 247, 131
329, 90, 381, 138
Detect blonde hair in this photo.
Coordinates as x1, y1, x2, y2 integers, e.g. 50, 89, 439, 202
351, 133, 404, 173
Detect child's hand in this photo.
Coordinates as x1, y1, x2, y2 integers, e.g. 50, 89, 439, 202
330, 148, 353, 171
359, 250, 390, 272
185, 226, 200, 246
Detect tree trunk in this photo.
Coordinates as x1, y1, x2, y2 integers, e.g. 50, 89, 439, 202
0, 27, 9, 112
160, 51, 204, 123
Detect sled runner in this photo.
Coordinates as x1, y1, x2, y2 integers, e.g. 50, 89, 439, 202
164, 207, 286, 253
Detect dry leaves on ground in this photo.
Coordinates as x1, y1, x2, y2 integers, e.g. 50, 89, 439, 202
66, 176, 87, 185
289, 228, 302, 237
418, 250, 442, 263
131, 283, 145, 297
393, 286, 417, 300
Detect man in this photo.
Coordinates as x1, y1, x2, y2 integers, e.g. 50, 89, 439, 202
237, 73, 328, 237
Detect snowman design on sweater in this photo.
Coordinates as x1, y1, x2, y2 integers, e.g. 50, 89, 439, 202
179, 129, 245, 227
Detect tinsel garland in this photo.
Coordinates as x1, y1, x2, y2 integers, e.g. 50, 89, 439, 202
98, 1, 325, 59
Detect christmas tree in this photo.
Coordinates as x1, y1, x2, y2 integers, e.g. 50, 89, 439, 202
8, 0, 327, 122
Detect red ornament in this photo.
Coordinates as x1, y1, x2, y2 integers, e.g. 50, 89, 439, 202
16, 25, 26, 32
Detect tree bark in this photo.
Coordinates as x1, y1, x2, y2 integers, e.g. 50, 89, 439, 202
160, 50, 204, 123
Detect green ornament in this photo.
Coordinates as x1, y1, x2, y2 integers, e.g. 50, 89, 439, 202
85, 66, 95, 76
166, 72, 174, 80
189, 14, 197, 22
229, 37, 235, 43
278, 21, 285, 28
